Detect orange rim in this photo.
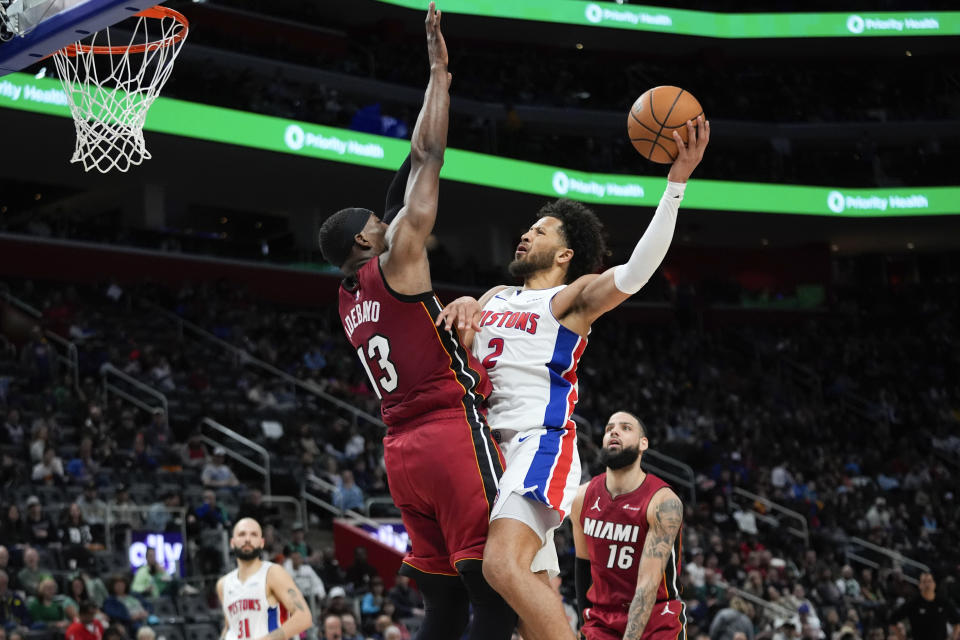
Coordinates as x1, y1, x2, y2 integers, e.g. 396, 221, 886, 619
60, 6, 188, 57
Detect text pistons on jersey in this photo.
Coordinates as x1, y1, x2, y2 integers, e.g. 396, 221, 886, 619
583, 517, 642, 543
343, 300, 381, 338
227, 599, 262, 616
478, 310, 540, 334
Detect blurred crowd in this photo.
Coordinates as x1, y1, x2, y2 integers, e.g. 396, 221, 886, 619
1, 263, 956, 640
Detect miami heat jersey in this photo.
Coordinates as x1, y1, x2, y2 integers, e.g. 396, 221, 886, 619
221, 562, 286, 640
580, 473, 682, 619
473, 286, 586, 431
339, 257, 492, 428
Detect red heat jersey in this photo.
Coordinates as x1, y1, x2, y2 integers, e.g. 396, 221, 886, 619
338, 257, 492, 428
581, 472, 682, 618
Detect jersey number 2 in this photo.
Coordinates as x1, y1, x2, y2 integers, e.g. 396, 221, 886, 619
482, 338, 504, 369
357, 334, 399, 398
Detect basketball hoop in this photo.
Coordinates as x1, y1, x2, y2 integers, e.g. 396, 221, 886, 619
51, 5, 188, 173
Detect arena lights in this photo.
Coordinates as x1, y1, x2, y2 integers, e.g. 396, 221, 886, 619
2, 72, 958, 217
372, 0, 960, 38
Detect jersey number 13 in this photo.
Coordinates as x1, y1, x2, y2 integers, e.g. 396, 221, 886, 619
357, 334, 399, 398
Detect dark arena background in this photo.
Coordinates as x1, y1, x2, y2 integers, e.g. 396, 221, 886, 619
0, 1, 958, 639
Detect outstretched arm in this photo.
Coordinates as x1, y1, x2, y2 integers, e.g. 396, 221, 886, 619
623, 489, 683, 640
552, 117, 709, 335
381, 2, 451, 293
383, 153, 412, 225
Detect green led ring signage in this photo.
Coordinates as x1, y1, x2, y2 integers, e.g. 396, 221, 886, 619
2, 72, 957, 217
372, 0, 959, 38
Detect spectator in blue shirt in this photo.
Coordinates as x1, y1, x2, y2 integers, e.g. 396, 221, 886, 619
332, 470, 364, 513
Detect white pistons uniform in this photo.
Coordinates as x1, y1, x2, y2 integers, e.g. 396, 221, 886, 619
473, 285, 584, 539
221, 562, 286, 640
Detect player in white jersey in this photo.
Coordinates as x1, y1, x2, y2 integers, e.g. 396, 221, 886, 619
437, 117, 709, 640
217, 518, 313, 640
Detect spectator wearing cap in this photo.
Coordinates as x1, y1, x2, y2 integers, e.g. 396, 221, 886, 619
16, 548, 50, 597
0, 569, 32, 630
201, 448, 239, 488
323, 587, 351, 618
65, 601, 103, 640
30, 448, 64, 486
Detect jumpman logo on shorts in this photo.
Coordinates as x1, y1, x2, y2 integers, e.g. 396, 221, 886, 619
661, 602, 675, 615
591, 497, 602, 512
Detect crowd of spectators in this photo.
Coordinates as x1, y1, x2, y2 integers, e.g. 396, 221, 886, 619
1, 263, 957, 640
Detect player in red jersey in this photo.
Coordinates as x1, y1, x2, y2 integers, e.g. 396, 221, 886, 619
571, 411, 686, 640
317, 5, 515, 640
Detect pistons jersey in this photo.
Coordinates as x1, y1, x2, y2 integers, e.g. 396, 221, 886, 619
473, 285, 586, 431
339, 257, 491, 428
221, 562, 286, 640
580, 473, 683, 618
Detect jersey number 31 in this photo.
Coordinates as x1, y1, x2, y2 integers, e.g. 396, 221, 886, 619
357, 334, 399, 398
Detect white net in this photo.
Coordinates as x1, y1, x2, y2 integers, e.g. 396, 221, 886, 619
51, 6, 187, 173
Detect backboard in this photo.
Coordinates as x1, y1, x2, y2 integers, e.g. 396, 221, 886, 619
0, 0, 157, 76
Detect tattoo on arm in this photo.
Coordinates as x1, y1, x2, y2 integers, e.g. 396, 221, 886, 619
286, 588, 306, 613
624, 587, 654, 639
625, 495, 683, 640
641, 497, 683, 561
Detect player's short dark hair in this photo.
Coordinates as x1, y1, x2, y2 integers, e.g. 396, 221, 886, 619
614, 410, 647, 439
537, 199, 606, 283
318, 207, 374, 268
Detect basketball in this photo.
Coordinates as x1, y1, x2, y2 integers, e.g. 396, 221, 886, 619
628, 86, 704, 164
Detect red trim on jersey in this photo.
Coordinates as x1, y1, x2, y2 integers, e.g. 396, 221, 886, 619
545, 423, 576, 517
563, 338, 586, 421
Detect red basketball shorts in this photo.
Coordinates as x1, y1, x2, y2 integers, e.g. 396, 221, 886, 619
383, 408, 505, 576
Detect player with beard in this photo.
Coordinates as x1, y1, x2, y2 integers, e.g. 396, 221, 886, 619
570, 412, 685, 640
217, 518, 313, 640
436, 117, 707, 640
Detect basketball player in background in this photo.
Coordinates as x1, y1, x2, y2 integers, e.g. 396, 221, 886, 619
571, 412, 684, 640
316, 4, 516, 639
217, 518, 313, 640
436, 117, 708, 640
